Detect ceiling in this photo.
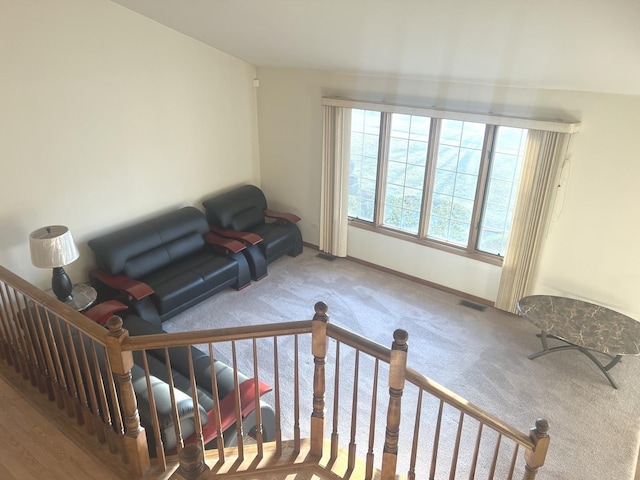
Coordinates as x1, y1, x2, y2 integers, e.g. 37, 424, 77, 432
110, 0, 640, 96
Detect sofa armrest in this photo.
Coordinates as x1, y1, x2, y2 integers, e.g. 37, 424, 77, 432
210, 225, 263, 246
264, 209, 301, 224
83, 300, 128, 325
90, 268, 154, 300
204, 232, 246, 254
188, 378, 271, 446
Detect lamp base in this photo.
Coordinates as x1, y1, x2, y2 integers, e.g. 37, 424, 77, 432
52, 267, 73, 302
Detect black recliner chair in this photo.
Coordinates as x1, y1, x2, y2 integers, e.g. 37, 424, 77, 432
202, 185, 303, 280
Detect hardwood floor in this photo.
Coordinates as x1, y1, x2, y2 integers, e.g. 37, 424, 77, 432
0, 375, 125, 479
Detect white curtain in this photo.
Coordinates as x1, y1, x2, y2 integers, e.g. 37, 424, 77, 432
319, 106, 350, 257
495, 130, 569, 313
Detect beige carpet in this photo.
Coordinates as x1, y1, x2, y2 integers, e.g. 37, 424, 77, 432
163, 248, 640, 479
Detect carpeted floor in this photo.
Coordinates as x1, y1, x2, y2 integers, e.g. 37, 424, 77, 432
163, 248, 640, 479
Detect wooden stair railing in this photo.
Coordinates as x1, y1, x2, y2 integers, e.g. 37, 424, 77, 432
0, 265, 550, 479
0, 265, 151, 475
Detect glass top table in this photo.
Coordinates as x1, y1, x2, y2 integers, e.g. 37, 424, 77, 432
517, 295, 640, 389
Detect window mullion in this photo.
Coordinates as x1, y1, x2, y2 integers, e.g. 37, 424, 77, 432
373, 112, 391, 227
469, 125, 495, 253
419, 118, 440, 238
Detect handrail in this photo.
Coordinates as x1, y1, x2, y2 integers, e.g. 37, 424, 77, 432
123, 320, 313, 350
0, 265, 108, 344
405, 367, 533, 450
327, 323, 391, 362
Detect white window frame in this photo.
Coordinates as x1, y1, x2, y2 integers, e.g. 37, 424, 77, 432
324, 97, 581, 265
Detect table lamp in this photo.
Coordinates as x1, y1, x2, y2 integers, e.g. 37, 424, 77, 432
29, 225, 80, 302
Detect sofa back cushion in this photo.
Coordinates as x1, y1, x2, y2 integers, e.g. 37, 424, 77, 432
202, 184, 267, 229
89, 206, 209, 276
123, 232, 205, 279
230, 206, 264, 231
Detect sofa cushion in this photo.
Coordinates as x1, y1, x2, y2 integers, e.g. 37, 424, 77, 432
141, 252, 238, 316
250, 223, 297, 261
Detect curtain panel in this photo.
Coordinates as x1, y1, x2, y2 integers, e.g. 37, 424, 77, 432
494, 130, 570, 313
319, 106, 351, 257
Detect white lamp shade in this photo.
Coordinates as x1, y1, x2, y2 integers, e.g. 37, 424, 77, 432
29, 225, 80, 268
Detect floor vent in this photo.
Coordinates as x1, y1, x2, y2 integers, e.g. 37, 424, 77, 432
459, 300, 487, 312
316, 252, 337, 261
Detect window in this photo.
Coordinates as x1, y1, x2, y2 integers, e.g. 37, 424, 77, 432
348, 109, 528, 261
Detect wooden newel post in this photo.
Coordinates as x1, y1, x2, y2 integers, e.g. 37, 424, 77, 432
381, 329, 409, 480
310, 301, 329, 457
522, 418, 550, 480
172, 444, 209, 480
106, 316, 150, 476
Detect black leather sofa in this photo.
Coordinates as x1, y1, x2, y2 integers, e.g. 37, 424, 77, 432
202, 185, 303, 281
88, 206, 251, 326
121, 314, 275, 454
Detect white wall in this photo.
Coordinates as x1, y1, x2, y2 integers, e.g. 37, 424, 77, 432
0, 0, 260, 287
256, 68, 640, 317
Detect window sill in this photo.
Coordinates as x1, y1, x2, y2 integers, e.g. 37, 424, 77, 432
348, 220, 504, 267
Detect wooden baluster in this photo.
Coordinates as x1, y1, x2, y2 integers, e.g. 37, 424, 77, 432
365, 358, 379, 480
5, 287, 29, 378
522, 419, 550, 480
207, 343, 225, 462
163, 347, 185, 454
51, 313, 79, 418
252, 338, 264, 458
19, 301, 46, 390
42, 310, 70, 410
381, 329, 408, 480
330, 341, 341, 462
407, 388, 422, 480
310, 301, 328, 457
186, 346, 204, 452
22, 301, 49, 394
0, 282, 13, 364
430, 399, 444, 479
32, 305, 59, 402
231, 340, 244, 460
272, 336, 283, 455
141, 349, 166, 468
293, 334, 300, 454
509, 443, 520, 479
105, 316, 150, 476
64, 323, 90, 426
10, 292, 38, 385
91, 341, 116, 450
76, 330, 101, 437
450, 411, 465, 477
174, 443, 208, 480
102, 347, 126, 453
469, 422, 484, 479
347, 349, 360, 472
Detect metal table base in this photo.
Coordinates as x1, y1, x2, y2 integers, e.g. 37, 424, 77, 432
529, 331, 623, 389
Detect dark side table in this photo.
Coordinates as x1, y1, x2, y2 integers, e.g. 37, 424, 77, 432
517, 295, 640, 389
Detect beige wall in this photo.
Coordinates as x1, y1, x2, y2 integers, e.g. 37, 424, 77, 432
0, 0, 260, 287
256, 68, 640, 317
3, 0, 639, 320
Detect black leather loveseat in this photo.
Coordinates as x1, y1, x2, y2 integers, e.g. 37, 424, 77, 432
121, 314, 275, 455
88, 206, 251, 326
